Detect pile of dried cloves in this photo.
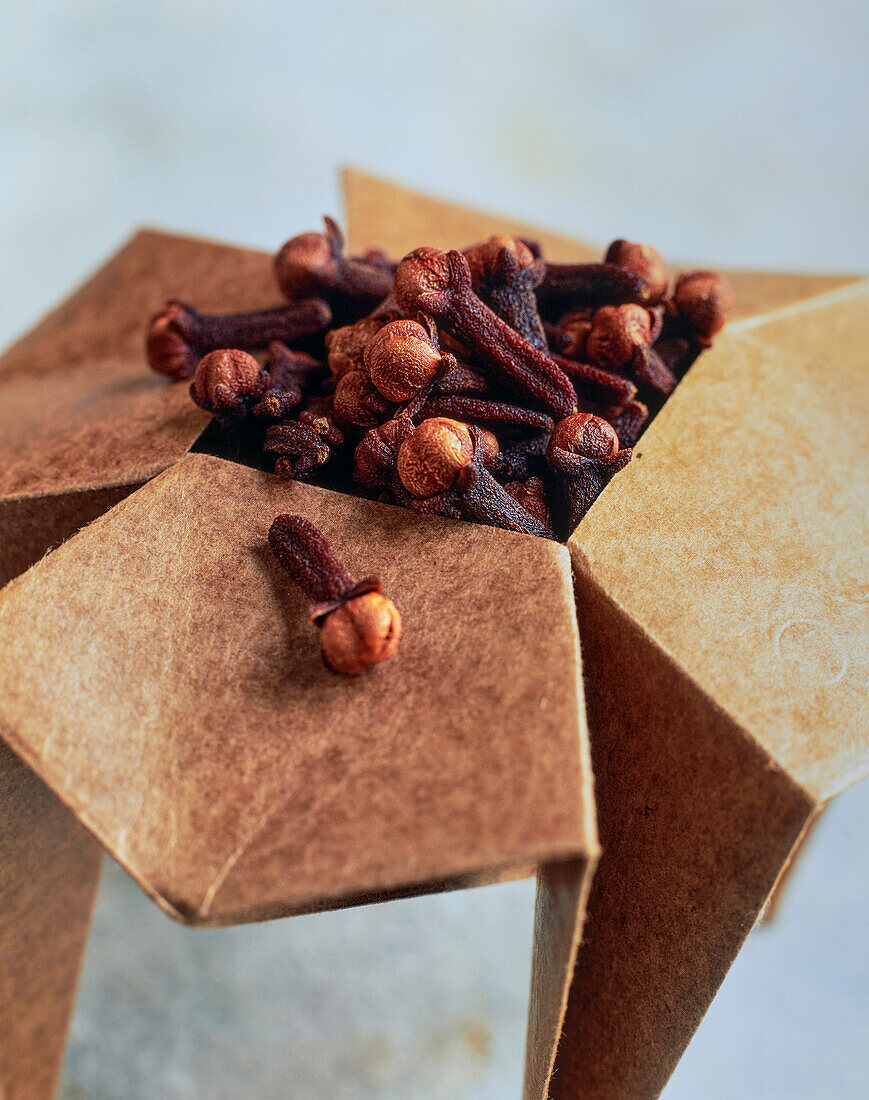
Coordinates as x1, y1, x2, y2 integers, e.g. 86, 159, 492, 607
147, 217, 734, 542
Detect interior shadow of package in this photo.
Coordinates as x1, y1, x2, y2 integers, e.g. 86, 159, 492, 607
0, 168, 866, 1100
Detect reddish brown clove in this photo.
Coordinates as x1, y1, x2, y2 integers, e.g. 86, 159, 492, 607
332, 370, 393, 429
417, 396, 552, 433
547, 413, 632, 536
251, 343, 324, 420
464, 235, 548, 349
189, 349, 268, 416
147, 299, 331, 380
673, 270, 736, 344
352, 418, 416, 491
393, 248, 577, 419
264, 420, 343, 480
602, 399, 649, 450
274, 217, 394, 307
397, 418, 553, 538
538, 262, 653, 308
364, 317, 447, 402
268, 514, 401, 675
605, 240, 670, 305
325, 317, 386, 380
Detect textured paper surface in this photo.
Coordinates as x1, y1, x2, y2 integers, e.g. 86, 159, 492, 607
0, 482, 145, 590
573, 295, 869, 801
0, 454, 593, 929
0, 740, 103, 1100
550, 575, 817, 1099
343, 171, 867, 1098
0, 228, 285, 584
524, 857, 596, 1100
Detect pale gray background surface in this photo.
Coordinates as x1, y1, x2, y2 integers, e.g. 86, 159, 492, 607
1, 2, 867, 1097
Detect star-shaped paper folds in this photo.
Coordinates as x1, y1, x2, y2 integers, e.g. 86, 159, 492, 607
0, 169, 866, 1100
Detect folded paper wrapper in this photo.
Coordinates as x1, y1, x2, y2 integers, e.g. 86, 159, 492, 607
0, 168, 866, 1100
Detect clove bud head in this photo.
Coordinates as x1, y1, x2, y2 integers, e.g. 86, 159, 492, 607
674, 271, 736, 342
333, 369, 393, 428
549, 412, 620, 460
325, 317, 385, 380
364, 318, 443, 402
393, 247, 453, 316
586, 304, 652, 370
555, 310, 594, 360
146, 301, 199, 379
189, 349, 267, 413
319, 592, 402, 676
605, 240, 670, 305
353, 419, 413, 488
465, 235, 540, 283
396, 417, 474, 499
274, 229, 339, 300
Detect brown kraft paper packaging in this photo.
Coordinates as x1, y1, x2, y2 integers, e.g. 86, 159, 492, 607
0, 168, 865, 1098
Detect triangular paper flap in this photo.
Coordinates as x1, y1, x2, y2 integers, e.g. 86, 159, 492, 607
0, 454, 594, 927
571, 298, 869, 801
732, 278, 869, 368
0, 482, 141, 590
0, 228, 284, 503
721, 268, 863, 325
0, 229, 290, 584
342, 168, 860, 325
549, 572, 815, 1099
344, 167, 599, 264
337, 172, 865, 1094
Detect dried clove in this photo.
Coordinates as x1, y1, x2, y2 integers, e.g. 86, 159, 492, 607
672, 271, 736, 345
189, 349, 268, 417
268, 514, 401, 675
464, 235, 548, 350
147, 299, 331, 379
274, 217, 394, 311
251, 343, 324, 420
547, 413, 632, 537
394, 248, 577, 419
396, 418, 553, 538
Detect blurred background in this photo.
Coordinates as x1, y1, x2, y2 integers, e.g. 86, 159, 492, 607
2, 2, 867, 1097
